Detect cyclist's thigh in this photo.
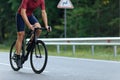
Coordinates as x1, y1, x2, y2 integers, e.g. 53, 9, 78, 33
28, 14, 41, 28
16, 13, 25, 32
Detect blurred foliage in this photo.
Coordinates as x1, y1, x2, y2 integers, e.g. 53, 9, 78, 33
67, 0, 120, 37
0, 0, 120, 44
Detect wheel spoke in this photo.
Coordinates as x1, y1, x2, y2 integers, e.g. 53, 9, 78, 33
30, 40, 48, 74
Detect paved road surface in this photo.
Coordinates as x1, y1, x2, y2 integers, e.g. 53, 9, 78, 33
0, 52, 120, 80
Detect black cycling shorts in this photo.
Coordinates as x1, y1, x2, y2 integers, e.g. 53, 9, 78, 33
16, 13, 38, 32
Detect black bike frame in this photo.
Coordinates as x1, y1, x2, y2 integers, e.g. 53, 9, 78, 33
21, 27, 49, 63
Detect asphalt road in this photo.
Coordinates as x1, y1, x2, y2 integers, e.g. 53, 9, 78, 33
0, 52, 120, 80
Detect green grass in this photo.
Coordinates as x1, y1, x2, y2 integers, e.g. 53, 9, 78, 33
0, 44, 10, 52
47, 45, 120, 61
0, 44, 120, 61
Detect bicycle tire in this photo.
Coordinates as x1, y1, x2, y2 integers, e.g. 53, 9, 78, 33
30, 40, 48, 74
9, 41, 20, 71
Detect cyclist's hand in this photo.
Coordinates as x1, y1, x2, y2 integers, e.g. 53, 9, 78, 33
46, 26, 52, 32
29, 25, 34, 31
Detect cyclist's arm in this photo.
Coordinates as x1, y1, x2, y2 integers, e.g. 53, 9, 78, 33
20, 8, 34, 30
41, 10, 49, 29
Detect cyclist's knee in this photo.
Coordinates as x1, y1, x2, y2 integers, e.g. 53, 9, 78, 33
34, 23, 41, 28
17, 32, 25, 41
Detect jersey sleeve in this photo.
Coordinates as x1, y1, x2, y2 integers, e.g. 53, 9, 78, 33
20, 0, 28, 9
40, 0, 45, 10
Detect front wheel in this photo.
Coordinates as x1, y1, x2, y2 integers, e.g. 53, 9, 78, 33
30, 40, 48, 74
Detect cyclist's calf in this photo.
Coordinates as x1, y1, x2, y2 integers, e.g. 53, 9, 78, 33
16, 31, 25, 55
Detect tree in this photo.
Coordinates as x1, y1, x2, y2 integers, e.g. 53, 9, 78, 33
67, 0, 120, 37
0, 0, 16, 43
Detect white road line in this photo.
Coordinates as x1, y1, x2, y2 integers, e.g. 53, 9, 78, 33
50, 56, 120, 64
0, 63, 10, 66
0, 62, 49, 73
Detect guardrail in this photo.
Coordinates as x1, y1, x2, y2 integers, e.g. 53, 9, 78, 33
27, 37, 120, 57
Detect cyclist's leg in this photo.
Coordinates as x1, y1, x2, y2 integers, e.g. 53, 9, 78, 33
15, 32, 25, 55
34, 23, 42, 37
15, 32, 24, 67
15, 13, 25, 55
15, 13, 25, 68
28, 15, 42, 41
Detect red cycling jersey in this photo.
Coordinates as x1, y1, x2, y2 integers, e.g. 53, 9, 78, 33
18, 0, 45, 16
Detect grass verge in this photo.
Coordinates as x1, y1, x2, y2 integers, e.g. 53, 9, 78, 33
47, 45, 120, 61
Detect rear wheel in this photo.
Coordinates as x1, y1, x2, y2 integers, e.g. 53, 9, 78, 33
9, 41, 20, 71
30, 40, 48, 74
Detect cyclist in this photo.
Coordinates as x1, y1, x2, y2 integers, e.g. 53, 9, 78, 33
14, 0, 50, 68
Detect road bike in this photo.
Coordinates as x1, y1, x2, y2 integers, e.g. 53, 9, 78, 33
9, 27, 50, 74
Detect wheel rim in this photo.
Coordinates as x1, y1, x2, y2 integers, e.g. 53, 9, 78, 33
31, 42, 47, 73
10, 42, 20, 71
